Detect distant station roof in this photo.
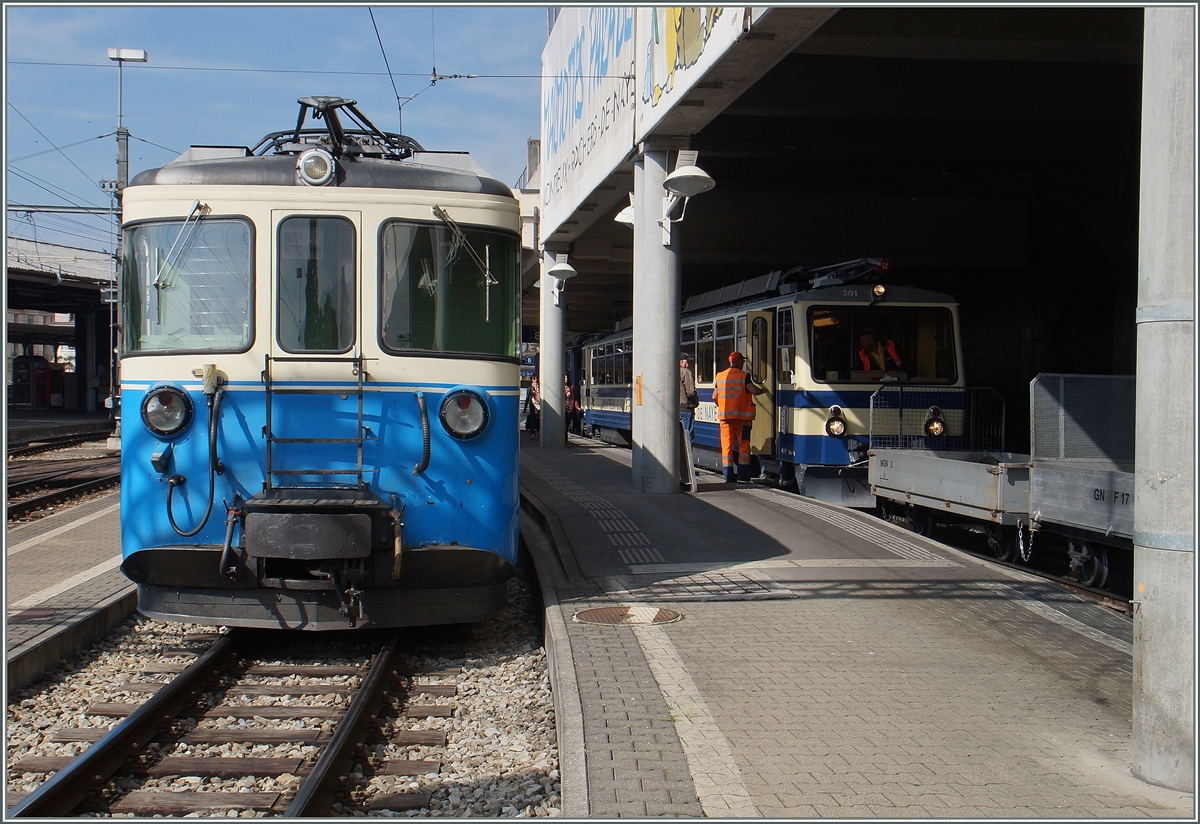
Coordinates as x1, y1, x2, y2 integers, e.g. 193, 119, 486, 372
6, 238, 114, 312
7, 237, 114, 282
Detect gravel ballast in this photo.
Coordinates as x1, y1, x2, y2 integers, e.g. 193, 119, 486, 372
6, 572, 560, 817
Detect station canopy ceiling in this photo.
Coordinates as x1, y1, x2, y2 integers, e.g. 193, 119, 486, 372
527, 6, 1143, 339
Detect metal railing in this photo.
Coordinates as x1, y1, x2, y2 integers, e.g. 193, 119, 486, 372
869, 385, 1006, 452
262, 354, 378, 490
1030, 373, 1135, 464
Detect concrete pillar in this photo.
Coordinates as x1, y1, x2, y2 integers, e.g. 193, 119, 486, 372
539, 253, 566, 449
630, 145, 681, 493
1132, 6, 1194, 793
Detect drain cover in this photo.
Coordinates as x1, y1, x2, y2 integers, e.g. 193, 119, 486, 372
573, 606, 681, 626
9, 608, 57, 621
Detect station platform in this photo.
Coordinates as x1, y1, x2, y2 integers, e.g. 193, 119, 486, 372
5, 410, 116, 445
519, 436, 1194, 818
5, 491, 135, 694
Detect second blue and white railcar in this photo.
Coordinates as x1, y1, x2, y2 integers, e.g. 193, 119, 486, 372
581, 261, 964, 505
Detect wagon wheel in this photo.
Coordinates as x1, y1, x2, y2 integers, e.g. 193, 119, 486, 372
986, 524, 1016, 562
1069, 541, 1109, 589
907, 505, 935, 537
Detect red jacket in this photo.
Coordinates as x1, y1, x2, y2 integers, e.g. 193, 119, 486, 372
859, 340, 904, 371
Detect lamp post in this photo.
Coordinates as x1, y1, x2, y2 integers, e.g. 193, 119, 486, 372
108, 48, 147, 195
103, 48, 146, 429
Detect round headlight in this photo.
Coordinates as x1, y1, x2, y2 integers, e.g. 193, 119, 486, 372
439, 390, 489, 439
872, 284, 886, 297
298, 148, 335, 186
825, 416, 847, 438
142, 386, 194, 437
924, 417, 946, 437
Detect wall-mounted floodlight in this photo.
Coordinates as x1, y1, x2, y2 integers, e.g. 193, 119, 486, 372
614, 192, 635, 226
660, 151, 715, 245
547, 259, 578, 282
544, 254, 577, 306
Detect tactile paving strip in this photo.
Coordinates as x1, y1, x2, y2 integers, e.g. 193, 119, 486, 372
604, 570, 797, 602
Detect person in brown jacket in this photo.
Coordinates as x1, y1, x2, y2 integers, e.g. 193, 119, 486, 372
679, 352, 699, 444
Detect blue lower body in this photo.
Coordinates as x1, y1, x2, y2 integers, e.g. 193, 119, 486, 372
120, 382, 519, 629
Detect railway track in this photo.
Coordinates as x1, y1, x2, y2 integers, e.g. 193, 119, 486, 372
6, 456, 121, 521
7, 432, 112, 459
7, 628, 464, 817
875, 498, 1134, 610
687, 460, 1136, 608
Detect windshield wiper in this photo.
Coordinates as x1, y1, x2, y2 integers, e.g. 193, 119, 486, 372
432, 205, 499, 321
154, 200, 209, 291
152, 200, 210, 326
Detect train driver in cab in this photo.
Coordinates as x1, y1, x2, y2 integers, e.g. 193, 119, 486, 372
857, 328, 905, 374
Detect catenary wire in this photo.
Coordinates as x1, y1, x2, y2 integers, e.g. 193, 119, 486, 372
7, 167, 107, 210
6, 217, 114, 250
128, 134, 180, 156
6, 208, 115, 242
368, 7, 405, 134
9, 134, 116, 164
7, 102, 108, 195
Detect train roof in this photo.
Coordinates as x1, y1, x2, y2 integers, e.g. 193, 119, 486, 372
128, 152, 514, 197
127, 95, 514, 198
586, 282, 958, 346
683, 282, 959, 322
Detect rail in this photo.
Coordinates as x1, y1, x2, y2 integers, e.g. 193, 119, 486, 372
8, 630, 247, 817
284, 631, 402, 815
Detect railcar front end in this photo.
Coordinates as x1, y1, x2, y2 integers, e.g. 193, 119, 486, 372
580, 261, 965, 507
118, 98, 522, 630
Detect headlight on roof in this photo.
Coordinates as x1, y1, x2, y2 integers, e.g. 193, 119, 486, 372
439, 390, 489, 439
141, 386, 194, 437
298, 148, 335, 186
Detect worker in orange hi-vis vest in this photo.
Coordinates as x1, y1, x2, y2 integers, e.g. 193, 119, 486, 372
711, 351, 767, 483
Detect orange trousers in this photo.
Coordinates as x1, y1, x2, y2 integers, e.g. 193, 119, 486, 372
719, 419, 752, 480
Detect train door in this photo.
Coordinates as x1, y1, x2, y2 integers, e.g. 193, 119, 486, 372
269, 211, 363, 370
267, 210, 365, 488
747, 310, 775, 455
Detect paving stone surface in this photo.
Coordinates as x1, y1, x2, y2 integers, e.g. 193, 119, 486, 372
520, 437, 1194, 818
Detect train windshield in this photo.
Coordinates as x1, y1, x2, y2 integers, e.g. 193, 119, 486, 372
379, 221, 518, 357
807, 306, 957, 383
121, 218, 253, 354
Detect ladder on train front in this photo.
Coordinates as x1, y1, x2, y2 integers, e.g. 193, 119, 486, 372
261, 354, 378, 490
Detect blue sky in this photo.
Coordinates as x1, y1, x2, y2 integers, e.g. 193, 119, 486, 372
5, 5, 547, 254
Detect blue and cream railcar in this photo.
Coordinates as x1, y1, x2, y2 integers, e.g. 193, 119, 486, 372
118, 97, 521, 629
581, 262, 964, 505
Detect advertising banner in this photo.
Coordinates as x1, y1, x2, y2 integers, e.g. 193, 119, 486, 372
634, 7, 755, 142
540, 7, 638, 237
